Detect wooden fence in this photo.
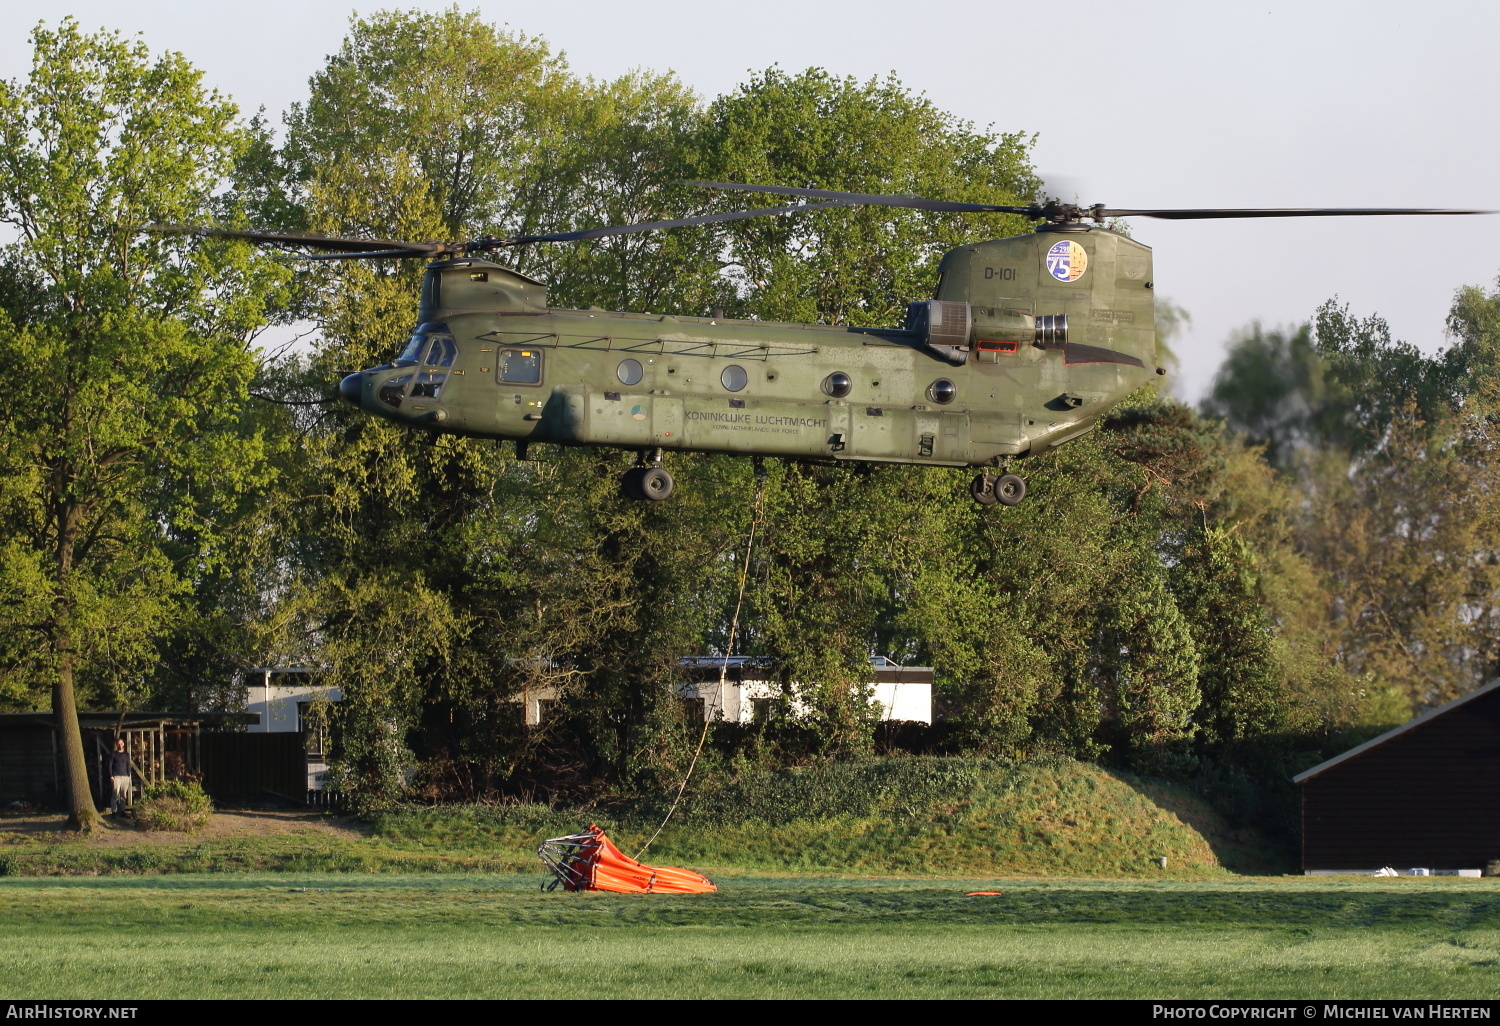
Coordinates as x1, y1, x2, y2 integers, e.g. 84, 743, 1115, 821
199, 731, 308, 802
0, 724, 57, 804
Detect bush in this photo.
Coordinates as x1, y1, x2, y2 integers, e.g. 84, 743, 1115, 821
110, 849, 165, 872
136, 780, 213, 833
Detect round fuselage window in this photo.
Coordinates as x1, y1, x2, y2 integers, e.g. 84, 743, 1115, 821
616, 359, 644, 386
721, 365, 748, 391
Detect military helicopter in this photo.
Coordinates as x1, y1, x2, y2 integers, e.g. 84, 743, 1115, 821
160, 186, 1485, 504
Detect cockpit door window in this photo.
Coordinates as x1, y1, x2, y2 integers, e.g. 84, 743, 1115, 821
411, 370, 446, 399
425, 336, 457, 367
411, 336, 457, 399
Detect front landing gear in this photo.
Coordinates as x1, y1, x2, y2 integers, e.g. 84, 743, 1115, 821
622, 449, 675, 501
971, 470, 1026, 507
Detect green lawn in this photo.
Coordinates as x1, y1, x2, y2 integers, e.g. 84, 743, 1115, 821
4, 875, 1499, 999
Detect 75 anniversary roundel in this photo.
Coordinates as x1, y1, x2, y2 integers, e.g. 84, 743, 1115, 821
1045, 239, 1088, 283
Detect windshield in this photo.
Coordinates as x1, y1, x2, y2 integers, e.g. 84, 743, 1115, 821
395, 322, 451, 366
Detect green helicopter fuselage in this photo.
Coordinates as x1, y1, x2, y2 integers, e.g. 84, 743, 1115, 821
340, 224, 1159, 468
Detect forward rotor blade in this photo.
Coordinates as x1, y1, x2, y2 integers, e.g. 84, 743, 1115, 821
504, 200, 852, 245
301, 249, 436, 261
144, 224, 436, 255
1098, 207, 1491, 220
688, 181, 1032, 215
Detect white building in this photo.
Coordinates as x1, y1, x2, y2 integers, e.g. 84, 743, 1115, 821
248, 659, 932, 737
677, 655, 933, 725
244, 667, 343, 789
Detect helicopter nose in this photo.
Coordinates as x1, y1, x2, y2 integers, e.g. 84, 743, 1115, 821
338, 373, 364, 406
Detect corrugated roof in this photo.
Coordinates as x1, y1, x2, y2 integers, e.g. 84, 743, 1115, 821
0, 712, 258, 727
1292, 677, 1500, 784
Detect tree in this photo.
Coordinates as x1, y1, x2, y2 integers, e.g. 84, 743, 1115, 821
246, 16, 1059, 801
1172, 521, 1281, 746
252, 10, 736, 802
1096, 565, 1201, 767
1202, 283, 1500, 713
700, 67, 1038, 325
283, 8, 567, 237
1443, 278, 1500, 415
0, 21, 288, 828
1314, 301, 1469, 453
1199, 323, 1329, 467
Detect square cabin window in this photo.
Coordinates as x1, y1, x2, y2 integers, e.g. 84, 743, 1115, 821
497, 348, 542, 385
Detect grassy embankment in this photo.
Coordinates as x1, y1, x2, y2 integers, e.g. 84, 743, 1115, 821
0, 757, 1280, 877
3, 875, 1499, 999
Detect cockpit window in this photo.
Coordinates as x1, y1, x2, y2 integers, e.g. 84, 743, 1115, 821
424, 336, 457, 367
497, 349, 542, 385
413, 367, 449, 399
378, 374, 412, 408
396, 335, 426, 365
395, 322, 451, 366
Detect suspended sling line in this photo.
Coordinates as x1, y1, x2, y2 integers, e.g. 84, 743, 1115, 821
632, 470, 768, 860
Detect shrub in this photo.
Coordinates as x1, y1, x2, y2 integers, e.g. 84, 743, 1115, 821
111, 849, 165, 872
136, 780, 213, 833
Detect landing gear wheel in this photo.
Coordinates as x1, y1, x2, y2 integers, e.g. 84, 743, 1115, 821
970, 473, 999, 506
994, 473, 1026, 506
638, 465, 675, 501
620, 466, 646, 500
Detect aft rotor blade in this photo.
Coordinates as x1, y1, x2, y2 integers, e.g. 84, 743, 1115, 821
688, 181, 1032, 215
144, 224, 437, 255
504, 200, 852, 245
1097, 207, 1492, 220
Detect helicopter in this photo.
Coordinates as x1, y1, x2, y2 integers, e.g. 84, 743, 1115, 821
161, 185, 1486, 505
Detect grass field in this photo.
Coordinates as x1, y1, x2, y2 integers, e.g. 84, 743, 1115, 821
4, 874, 1500, 999
3, 758, 1476, 998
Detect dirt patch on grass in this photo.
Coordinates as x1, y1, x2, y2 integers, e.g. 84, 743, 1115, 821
0, 809, 366, 847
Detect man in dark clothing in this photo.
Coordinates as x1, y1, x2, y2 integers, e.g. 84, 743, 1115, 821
107, 738, 132, 816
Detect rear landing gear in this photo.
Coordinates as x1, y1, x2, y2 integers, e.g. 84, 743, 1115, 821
971, 470, 1026, 507
622, 449, 675, 501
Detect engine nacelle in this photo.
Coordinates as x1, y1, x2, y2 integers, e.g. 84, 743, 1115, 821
906, 300, 972, 365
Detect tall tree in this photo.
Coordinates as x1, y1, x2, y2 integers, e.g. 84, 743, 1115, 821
700, 67, 1039, 325
283, 8, 566, 236
1199, 323, 1330, 467
0, 21, 287, 828
1203, 285, 1500, 712
256, 10, 734, 801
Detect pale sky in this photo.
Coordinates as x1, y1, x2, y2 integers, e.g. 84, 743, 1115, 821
3, 0, 1496, 400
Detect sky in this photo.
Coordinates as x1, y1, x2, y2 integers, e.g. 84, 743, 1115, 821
2, 0, 1496, 400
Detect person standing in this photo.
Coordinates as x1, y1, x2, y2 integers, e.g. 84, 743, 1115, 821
106, 738, 132, 816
